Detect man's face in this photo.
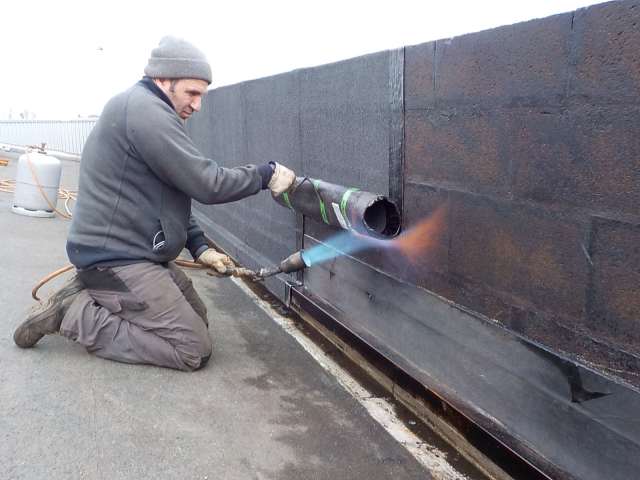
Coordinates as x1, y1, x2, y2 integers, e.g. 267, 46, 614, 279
155, 78, 208, 120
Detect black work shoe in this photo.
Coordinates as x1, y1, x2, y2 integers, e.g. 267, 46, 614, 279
13, 276, 84, 348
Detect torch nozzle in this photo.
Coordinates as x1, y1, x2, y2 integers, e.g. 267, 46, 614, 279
255, 250, 309, 279
256, 266, 282, 279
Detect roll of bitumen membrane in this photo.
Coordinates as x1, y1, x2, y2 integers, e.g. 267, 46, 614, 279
273, 177, 401, 239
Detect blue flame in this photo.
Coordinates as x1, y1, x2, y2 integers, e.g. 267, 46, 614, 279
301, 231, 390, 266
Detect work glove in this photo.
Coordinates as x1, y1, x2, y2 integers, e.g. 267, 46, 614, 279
268, 162, 296, 196
197, 248, 235, 274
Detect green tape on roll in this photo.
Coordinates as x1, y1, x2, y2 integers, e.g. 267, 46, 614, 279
282, 192, 293, 210
340, 188, 359, 227
312, 180, 330, 224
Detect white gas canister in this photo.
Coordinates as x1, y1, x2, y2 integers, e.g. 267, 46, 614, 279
12, 151, 62, 218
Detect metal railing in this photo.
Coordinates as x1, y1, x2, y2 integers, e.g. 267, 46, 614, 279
0, 119, 97, 155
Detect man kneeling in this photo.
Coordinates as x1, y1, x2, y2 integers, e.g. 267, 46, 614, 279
13, 36, 295, 371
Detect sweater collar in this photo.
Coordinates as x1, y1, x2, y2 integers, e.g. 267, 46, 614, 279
138, 76, 175, 111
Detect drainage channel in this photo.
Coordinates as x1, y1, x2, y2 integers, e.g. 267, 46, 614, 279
234, 274, 552, 480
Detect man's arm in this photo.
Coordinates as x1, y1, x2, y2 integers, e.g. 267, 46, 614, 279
185, 213, 209, 261
127, 94, 272, 204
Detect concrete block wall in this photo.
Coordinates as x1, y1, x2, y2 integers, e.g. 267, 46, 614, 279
402, 0, 640, 383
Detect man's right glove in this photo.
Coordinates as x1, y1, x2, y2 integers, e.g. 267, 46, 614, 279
197, 248, 235, 274
268, 162, 296, 196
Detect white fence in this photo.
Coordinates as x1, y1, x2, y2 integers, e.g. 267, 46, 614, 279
0, 120, 97, 154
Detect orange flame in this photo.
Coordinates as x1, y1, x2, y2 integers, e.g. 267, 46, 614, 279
393, 205, 447, 262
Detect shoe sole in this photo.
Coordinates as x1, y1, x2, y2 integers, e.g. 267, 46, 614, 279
13, 281, 82, 348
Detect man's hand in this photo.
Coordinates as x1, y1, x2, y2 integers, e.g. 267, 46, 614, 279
268, 162, 296, 196
197, 248, 235, 274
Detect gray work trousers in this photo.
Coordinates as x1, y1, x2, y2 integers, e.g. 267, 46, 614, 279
60, 262, 212, 371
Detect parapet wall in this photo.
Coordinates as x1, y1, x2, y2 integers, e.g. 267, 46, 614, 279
188, 2, 640, 478
403, 0, 640, 384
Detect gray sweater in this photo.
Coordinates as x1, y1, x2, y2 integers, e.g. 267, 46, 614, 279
67, 79, 270, 269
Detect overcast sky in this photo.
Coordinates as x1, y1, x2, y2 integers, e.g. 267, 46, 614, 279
0, 0, 602, 119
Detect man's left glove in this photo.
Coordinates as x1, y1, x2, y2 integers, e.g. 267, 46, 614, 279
268, 162, 296, 196
197, 248, 235, 274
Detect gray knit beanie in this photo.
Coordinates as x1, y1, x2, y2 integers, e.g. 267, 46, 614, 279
144, 36, 212, 84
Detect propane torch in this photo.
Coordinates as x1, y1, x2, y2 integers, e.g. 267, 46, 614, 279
206, 250, 310, 281
255, 250, 310, 279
